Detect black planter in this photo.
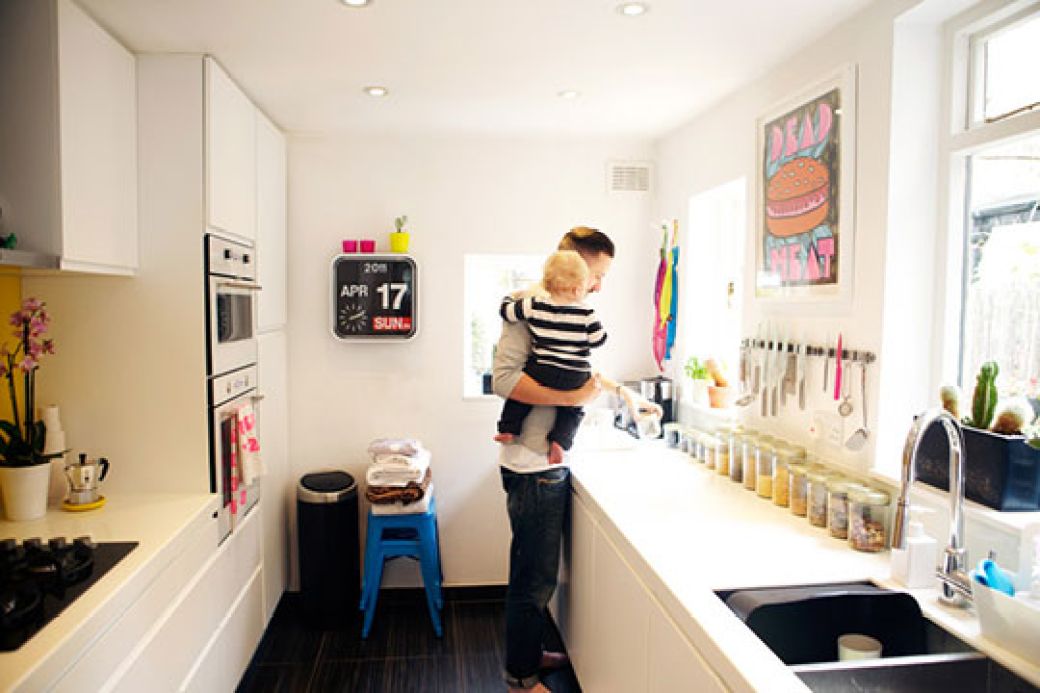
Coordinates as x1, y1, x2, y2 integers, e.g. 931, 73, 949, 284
915, 424, 1040, 511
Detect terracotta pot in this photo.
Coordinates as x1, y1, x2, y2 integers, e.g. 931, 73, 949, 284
708, 385, 731, 409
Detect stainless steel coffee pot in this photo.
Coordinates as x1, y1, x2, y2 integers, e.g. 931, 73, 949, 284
65, 454, 109, 505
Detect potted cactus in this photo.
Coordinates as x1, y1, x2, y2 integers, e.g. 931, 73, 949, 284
390, 215, 410, 253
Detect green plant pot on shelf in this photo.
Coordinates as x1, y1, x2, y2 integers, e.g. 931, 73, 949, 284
390, 232, 410, 253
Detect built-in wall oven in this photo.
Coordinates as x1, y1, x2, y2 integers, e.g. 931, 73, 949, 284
205, 234, 262, 543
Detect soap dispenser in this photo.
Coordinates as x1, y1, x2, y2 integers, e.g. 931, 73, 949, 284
890, 507, 938, 589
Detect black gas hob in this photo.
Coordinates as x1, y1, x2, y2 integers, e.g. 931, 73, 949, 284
0, 537, 137, 651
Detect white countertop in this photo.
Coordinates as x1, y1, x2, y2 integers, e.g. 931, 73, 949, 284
569, 440, 1040, 691
0, 492, 217, 691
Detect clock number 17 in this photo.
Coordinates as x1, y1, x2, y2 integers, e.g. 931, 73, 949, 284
376, 282, 408, 310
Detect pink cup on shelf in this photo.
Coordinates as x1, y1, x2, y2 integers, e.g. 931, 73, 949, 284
359, 239, 376, 253
342, 239, 358, 253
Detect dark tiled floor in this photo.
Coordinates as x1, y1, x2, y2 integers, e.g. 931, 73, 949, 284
237, 589, 581, 692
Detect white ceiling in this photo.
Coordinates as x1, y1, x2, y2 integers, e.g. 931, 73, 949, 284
79, 0, 875, 138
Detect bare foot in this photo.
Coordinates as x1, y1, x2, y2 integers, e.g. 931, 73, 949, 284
540, 650, 569, 670
494, 433, 515, 444
547, 442, 563, 465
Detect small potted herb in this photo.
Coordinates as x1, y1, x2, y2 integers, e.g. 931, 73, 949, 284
684, 356, 712, 406
390, 215, 410, 253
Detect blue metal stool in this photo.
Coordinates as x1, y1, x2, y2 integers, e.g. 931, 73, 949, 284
360, 497, 443, 638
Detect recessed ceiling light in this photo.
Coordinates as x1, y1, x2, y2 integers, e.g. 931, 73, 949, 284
558, 89, 581, 99
364, 86, 388, 97
617, 2, 649, 16
341, 0, 371, 7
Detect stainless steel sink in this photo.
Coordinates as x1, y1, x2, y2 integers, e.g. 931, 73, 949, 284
716, 582, 1039, 693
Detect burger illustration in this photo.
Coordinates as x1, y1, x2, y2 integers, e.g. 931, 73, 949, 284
765, 156, 830, 237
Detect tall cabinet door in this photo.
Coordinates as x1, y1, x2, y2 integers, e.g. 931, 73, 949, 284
255, 110, 287, 332
205, 56, 256, 241
57, 0, 137, 273
257, 331, 289, 622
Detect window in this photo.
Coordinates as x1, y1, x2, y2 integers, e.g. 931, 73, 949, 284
462, 254, 545, 398
949, 6, 1040, 401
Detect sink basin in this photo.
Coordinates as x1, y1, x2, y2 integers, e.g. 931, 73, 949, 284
716, 582, 1039, 693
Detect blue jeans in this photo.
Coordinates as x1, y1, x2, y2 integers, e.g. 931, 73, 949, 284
500, 466, 571, 688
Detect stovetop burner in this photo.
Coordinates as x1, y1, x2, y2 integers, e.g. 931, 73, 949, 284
0, 537, 137, 652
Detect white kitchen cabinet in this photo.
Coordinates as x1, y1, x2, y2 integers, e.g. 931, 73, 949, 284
0, 0, 137, 275
647, 601, 727, 693
257, 331, 290, 621
255, 110, 288, 331
555, 491, 597, 685
205, 56, 257, 242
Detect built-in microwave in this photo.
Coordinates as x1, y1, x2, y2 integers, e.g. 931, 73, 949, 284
205, 234, 259, 377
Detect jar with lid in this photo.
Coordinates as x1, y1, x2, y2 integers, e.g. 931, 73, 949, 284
788, 462, 809, 516
703, 435, 719, 470
715, 427, 733, 476
827, 479, 862, 539
728, 429, 746, 484
755, 440, 776, 498
772, 444, 795, 507
680, 427, 694, 455
664, 422, 683, 448
849, 487, 891, 552
742, 434, 760, 490
807, 469, 832, 527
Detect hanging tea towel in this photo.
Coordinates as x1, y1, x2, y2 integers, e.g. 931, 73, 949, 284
236, 404, 266, 485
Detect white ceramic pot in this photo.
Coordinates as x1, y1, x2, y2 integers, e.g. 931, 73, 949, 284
688, 378, 711, 406
0, 464, 51, 521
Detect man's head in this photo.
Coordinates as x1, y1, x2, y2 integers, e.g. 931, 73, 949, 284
558, 226, 614, 293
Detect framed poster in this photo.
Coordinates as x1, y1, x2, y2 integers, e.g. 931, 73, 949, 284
331, 254, 418, 340
755, 64, 856, 303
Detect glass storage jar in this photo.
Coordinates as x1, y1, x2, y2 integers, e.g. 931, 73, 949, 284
715, 427, 733, 476
827, 480, 862, 539
664, 422, 682, 448
728, 429, 746, 484
703, 435, 718, 470
772, 444, 795, 507
741, 434, 759, 490
788, 462, 809, 516
849, 487, 891, 552
755, 440, 776, 498
680, 427, 694, 455
808, 469, 833, 527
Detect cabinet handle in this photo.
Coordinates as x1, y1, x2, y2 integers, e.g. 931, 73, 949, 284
251, 393, 266, 402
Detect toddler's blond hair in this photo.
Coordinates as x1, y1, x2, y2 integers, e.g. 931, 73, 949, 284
542, 250, 589, 296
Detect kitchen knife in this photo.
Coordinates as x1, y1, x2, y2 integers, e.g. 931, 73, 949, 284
833, 334, 843, 401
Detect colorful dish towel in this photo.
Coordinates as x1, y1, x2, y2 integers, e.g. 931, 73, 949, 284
371, 483, 435, 515
236, 404, 265, 486
366, 447, 431, 487
368, 438, 423, 457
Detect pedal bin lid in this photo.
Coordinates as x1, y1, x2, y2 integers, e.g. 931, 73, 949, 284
297, 470, 357, 504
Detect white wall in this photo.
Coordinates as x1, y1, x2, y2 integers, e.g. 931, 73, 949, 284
287, 134, 655, 586
655, 0, 908, 471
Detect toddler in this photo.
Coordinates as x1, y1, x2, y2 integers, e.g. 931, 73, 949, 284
495, 250, 607, 464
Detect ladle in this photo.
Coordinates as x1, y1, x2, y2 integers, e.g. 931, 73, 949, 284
845, 361, 869, 450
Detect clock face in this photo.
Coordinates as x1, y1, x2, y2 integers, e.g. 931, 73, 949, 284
338, 302, 369, 333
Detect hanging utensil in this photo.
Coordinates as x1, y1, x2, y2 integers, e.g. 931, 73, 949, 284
833, 334, 843, 401
838, 355, 854, 417
822, 338, 830, 393
735, 340, 757, 407
796, 341, 806, 410
845, 360, 870, 450
761, 329, 771, 417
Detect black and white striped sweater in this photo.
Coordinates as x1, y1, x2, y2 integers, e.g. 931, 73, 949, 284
500, 295, 607, 372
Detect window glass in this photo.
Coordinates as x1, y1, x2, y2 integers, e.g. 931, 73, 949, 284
980, 13, 1040, 123
961, 132, 1040, 398
463, 254, 545, 397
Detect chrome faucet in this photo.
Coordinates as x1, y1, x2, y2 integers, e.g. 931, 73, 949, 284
893, 408, 972, 607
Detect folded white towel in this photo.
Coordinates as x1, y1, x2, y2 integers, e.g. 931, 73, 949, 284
368, 438, 423, 457
370, 484, 435, 515
366, 463, 429, 488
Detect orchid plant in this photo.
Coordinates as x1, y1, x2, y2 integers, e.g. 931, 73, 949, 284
0, 298, 59, 467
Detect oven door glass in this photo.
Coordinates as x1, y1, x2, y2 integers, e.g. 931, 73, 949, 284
217, 292, 254, 344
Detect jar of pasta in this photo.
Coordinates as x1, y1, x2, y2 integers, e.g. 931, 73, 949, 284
788, 462, 809, 516
728, 429, 746, 484
808, 469, 833, 528
849, 487, 891, 552
715, 427, 733, 476
827, 479, 862, 539
741, 434, 759, 490
755, 440, 776, 498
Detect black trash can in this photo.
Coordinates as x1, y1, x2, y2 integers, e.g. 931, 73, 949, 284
297, 470, 360, 629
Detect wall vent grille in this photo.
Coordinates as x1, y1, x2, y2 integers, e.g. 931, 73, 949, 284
607, 161, 652, 193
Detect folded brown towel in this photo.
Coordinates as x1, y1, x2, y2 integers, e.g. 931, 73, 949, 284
366, 468, 431, 504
